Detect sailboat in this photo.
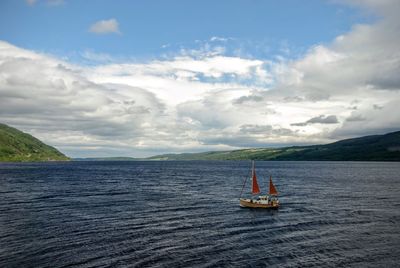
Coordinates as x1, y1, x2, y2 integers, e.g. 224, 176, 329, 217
239, 161, 280, 209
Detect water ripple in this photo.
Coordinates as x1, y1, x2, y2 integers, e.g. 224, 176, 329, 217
1, 161, 400, 267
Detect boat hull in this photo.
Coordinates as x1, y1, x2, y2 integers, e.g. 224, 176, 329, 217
239, 198, 279, 209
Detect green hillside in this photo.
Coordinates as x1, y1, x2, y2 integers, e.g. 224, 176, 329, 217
149, 131, 400, 161
73, 157, 138, 161
0, 123, 69, 162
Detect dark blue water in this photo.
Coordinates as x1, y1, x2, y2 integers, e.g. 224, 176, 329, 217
1, 161, 399, 267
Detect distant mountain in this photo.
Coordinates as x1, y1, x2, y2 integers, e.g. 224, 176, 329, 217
148, 131, 400, 161
0, 123, 69, 162
73, 157, 138, 161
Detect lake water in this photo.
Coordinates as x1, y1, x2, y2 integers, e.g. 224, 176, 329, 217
0, 161, 399, 267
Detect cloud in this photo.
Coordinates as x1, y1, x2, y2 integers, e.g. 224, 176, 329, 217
239, 124, 293, 136
89, 19, 121, 35
233, 95, 264, 105
345, 114, 365, 122
210, 36, 233, 42
373, 104, 383, 110
291, 115, 339, 126
26, 0, 65, 6
307, 115, 339, 124
84, 55, 271, 105
1, 0, 400, 156
0, 41, 167, 157
331, 100, 400, 139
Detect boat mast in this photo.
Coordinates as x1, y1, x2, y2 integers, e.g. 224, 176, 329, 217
239, 160, 252, 198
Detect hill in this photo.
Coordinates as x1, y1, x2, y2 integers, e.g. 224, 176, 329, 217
148, 131, 400, 161
0, 123, 69, 162
73, 157, 138, 161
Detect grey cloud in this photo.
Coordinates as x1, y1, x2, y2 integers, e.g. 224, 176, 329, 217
195, 124, 298, 148
331, 126, 400, 141
233, 95, 263, 105
331, 100, 400, 140
305, 91, 330, 102
200, 135, 271, 148
367, 68, 400, 90
0, 43, 167, 147
239, 124, 293, 136
283, 96, 304, 102
176, 89, 249, 129
290, 122, 308, 127
240, 124, 273, 134
346, 114, 366, 122
291, 115, 339, 126
199, 130, 300, 148
307, 115, 338, 124
198, 134, 268, 148
177, 100, 231, 129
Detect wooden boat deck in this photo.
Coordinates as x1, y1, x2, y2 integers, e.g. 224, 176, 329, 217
239, 198, 279, 209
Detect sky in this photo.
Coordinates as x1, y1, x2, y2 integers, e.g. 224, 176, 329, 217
0, 0, 399, 157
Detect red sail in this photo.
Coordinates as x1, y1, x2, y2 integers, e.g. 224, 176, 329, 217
251, 162, 261, 195
269, 176, 278, 195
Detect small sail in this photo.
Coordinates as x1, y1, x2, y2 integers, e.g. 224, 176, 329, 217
251, 161, 261, 195
269, 176, 278, 196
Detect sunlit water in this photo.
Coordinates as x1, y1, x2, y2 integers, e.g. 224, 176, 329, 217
1, 161, 399, 267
